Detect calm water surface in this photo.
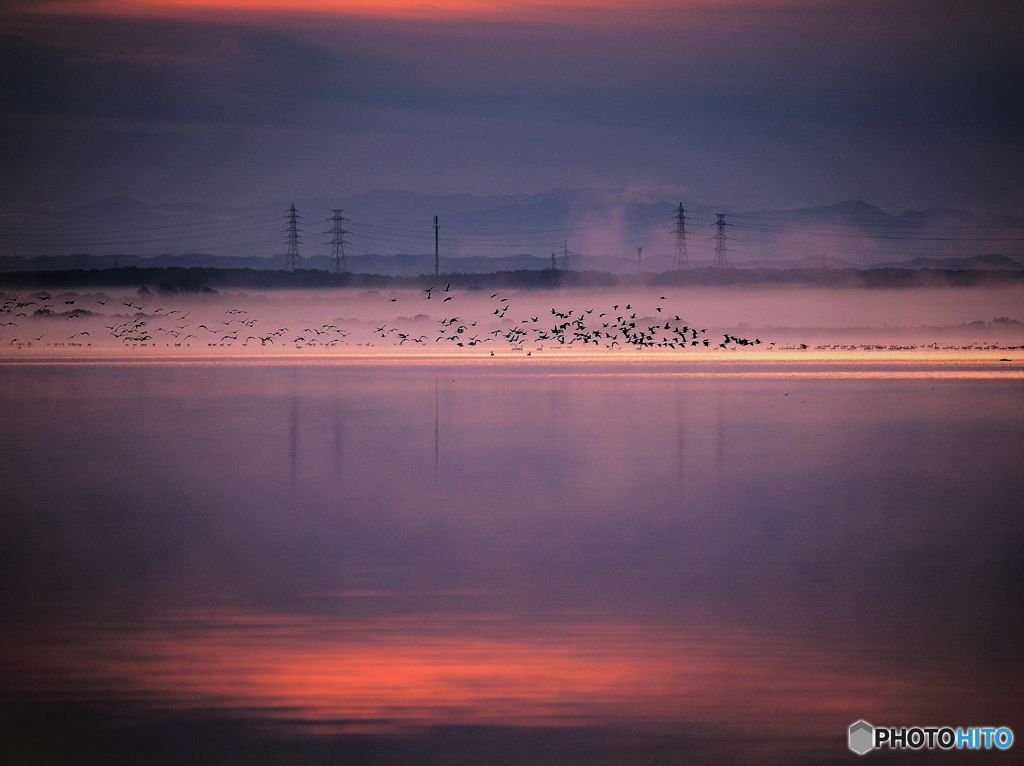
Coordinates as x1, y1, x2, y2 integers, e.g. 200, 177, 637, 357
0, 359, 1021, 764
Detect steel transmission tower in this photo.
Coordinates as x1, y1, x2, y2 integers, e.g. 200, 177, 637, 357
434, 215, 439, 276
285, 203, 301, 270
712, 213, 731, 268
327, 209, 349, 273
674, 203, 689, 269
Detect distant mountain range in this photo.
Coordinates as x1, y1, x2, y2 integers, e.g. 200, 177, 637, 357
1, 190, 1021, 274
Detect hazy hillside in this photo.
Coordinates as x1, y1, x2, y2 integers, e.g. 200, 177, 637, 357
1, 190, 1021, 273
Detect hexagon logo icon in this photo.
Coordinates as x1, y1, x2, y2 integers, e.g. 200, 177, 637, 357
849, 720, 874, 755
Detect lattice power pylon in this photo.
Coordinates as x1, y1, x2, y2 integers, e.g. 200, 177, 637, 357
674, 203, 689, 269
713, 213, 731, 268
327, 209, 349, 273
285, 203, 302, 270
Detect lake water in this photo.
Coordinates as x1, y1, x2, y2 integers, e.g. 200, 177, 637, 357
0, 357, 1021, 764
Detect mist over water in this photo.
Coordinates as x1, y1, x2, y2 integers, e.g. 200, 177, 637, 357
3, 284, 1022, 353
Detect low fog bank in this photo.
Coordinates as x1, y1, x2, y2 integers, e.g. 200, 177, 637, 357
2, 285, 1020, 353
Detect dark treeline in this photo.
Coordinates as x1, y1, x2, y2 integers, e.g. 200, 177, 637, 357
0, 266, 1021, 292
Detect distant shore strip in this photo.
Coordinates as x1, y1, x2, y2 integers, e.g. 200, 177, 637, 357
0, 266, 1022, 291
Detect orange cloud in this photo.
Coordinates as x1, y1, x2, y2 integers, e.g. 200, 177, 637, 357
19, 0, 758, 22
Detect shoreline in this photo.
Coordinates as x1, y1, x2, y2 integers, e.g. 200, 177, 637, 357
0, 347, 1020, 378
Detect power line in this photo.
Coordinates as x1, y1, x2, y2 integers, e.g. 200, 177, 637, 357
0, 212, 268, 238
726, 212, 1024, 230
5, 202, 1022, 261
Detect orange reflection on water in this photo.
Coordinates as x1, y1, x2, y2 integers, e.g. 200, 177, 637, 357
2, 607, 942, 736
1, 350, 1020, 383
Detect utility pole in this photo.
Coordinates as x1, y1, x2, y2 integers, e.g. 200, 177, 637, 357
637, 246, 643, 274
674, 203, 689, 269
285, 203, 301, 270
434, 215, 439, 276
713, 213, 730, 268
327, 209, 349, 273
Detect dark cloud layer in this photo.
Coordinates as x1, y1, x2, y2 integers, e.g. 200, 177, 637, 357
0, 1, 1021, 211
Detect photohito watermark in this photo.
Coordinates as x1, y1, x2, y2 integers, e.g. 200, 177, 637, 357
848, 721, 1014, 755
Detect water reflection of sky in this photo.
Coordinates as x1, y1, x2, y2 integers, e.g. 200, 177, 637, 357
0, 361, 1021, 764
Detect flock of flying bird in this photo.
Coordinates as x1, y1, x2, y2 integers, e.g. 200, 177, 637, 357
0, 292, 353, 347
374, 284, 761, 350
0, 286, 763, 351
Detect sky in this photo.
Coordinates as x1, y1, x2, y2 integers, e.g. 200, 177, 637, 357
0, 0, 1021, 214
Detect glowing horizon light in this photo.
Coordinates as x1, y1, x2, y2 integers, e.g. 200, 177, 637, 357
20, 0, 754, 21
